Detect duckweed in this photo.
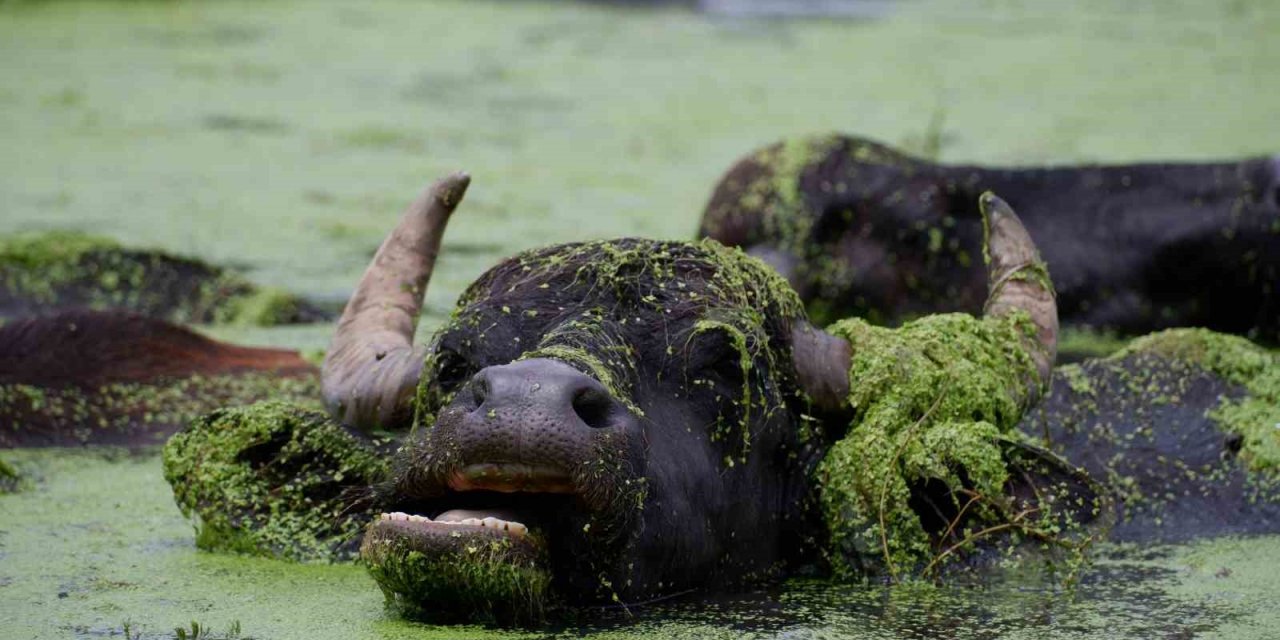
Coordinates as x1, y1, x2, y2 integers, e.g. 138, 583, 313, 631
816, 313, 1097, 578
162, 401, 388, 561
0, 230, 319, 326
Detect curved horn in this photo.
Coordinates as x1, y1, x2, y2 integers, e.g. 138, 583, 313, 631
790, 192, 1057, 414
979, 192, 1058, 393
322, 172, 470, 430
791, 321, 852, 413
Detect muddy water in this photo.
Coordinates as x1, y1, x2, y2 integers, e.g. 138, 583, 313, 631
2, 0, 1278, 637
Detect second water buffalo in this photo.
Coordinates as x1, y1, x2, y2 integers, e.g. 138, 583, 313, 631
699, 134, 1280, 341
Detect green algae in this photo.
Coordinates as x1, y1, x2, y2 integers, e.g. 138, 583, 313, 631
1114, 329, 1280, 474
3, 447, 1280, 639
4, 0, 1273, 340
362, 527, 551, 625
816, 313, 1097, 578
0, 455, 21, 493
721, 135, 845, 258
1058, 326, 1130, 362
0, 0, 1277, 635
0, 448, 517, 640
1164, 535, 1280, 640
162, 401, 387, 562
217, 286, 310, 327
521, 315, 647, 418
0, 230, 317, 326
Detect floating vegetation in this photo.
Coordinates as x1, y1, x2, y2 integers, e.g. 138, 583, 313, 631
0, 455, 21, 493
0, 371, 322, 448
163, 401, 388, 562
817, 313, 1106, 579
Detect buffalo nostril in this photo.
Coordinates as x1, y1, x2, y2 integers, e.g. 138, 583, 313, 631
467, 372, 489, 410
572, 388, 616, 429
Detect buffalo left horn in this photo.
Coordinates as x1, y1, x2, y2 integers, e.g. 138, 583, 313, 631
322, 172, 470, 431
791, 191, 1058, 412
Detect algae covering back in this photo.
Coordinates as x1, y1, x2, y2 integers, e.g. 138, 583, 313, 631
0, 231, 323, 326
162, 401, 387, 561
1021, 328, 1280, 543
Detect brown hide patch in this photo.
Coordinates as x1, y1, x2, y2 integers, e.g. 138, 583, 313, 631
0, 310, 320, 448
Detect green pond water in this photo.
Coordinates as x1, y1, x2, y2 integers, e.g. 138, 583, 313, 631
3, 448, 1280, 639
2, 0, 1279, 637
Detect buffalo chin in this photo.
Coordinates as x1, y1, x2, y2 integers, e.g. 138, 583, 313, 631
361, 517, 551, 624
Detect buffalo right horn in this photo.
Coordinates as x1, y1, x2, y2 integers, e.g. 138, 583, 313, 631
790, 192, 1058, 413
321, 172, 470, 431
979, 191, 1058, 398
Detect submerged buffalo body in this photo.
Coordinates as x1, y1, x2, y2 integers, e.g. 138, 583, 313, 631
699, 135, 1280, 340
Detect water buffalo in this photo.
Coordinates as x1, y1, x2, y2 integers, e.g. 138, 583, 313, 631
15, 172, 1258, 626
0, 309, 318, 447
312, 173, 1083, 622
0, 231, 328, 325
699, 134, 1280, 341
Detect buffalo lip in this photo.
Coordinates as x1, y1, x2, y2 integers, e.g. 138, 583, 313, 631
446, 462, 577, 494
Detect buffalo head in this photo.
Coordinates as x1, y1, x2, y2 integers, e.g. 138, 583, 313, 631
320, 174, 1058, 622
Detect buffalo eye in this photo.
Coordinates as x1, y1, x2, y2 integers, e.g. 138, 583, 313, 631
431, 349, 473, 398
683, 326, 751, 397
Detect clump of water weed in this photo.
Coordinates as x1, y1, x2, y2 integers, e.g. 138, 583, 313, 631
163, 401, 387, 561
362, 524, 551, 625
0, 456, 22, 493
114, 619, 252, 640
817, 313, 1103, 579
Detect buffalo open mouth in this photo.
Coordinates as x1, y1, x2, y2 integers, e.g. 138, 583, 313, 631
360, 462, 587, 623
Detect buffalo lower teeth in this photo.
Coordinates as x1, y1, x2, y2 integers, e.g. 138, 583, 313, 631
377, 513, 528, 538
378, 512, 432, 523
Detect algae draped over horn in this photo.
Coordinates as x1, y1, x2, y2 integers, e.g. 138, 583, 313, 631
817, 313, 1103, 579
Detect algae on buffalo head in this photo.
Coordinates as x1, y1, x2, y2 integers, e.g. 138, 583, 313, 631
163, 401, 388, 561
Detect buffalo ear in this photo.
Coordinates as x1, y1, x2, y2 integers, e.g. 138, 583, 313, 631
790, 321, 852, 415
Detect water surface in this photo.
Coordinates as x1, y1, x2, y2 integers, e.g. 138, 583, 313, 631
1, 1, 1277, 637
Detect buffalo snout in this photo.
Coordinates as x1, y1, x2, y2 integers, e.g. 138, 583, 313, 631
446, 359, 639, 492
